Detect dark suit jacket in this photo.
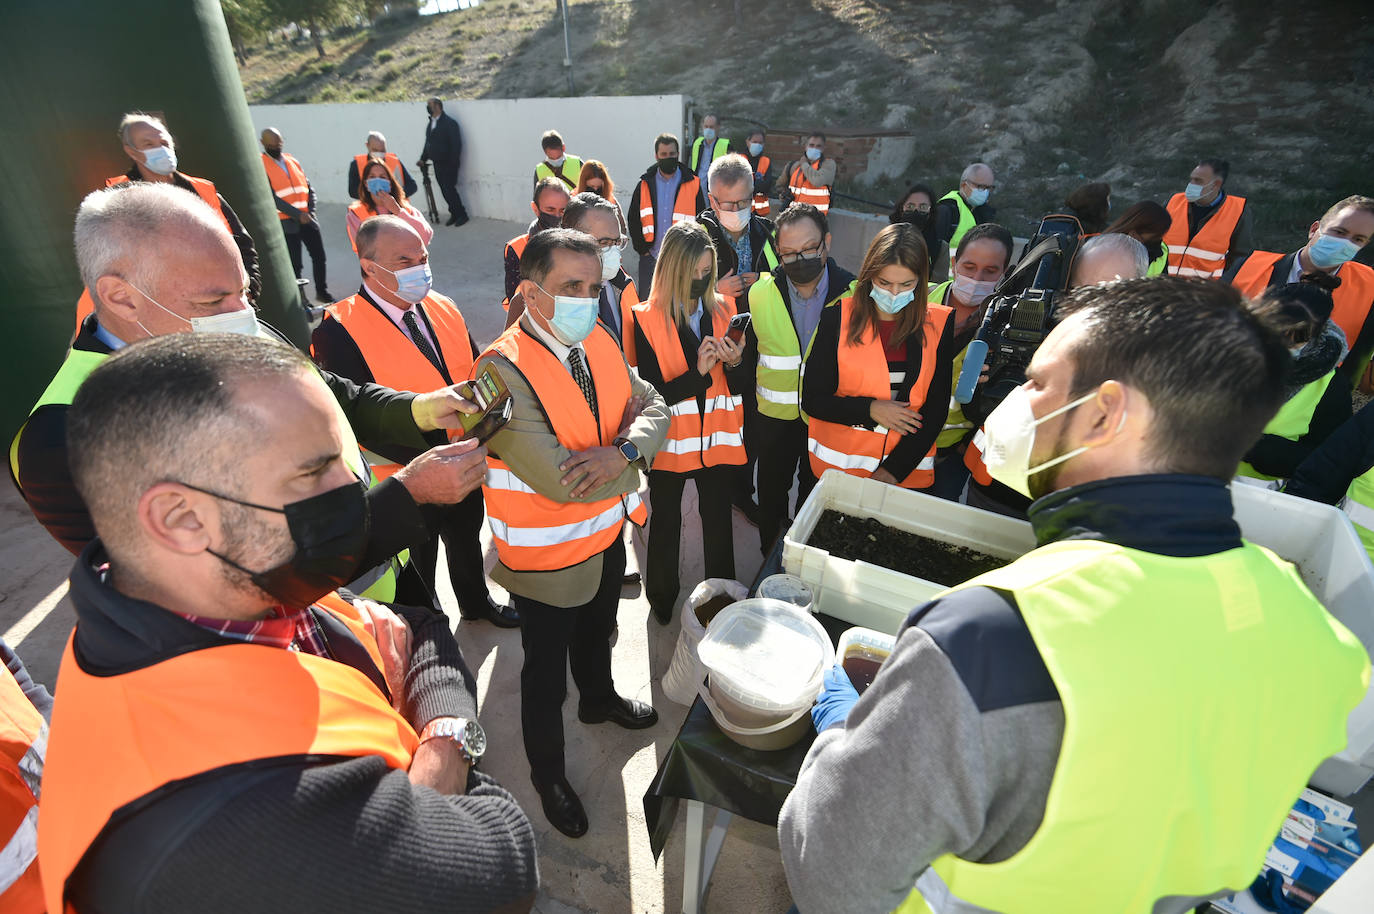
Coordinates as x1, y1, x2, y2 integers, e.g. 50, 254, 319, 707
423, 112, 463, 166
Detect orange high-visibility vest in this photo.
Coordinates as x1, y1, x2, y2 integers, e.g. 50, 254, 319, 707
38, 592, 417, 914
481, 324, 648, 572
632, 295, 745, 473
752, 155, 772, 216
326, 291, 474, 478
355, 151, 402, 187
75, 174, 234, 332
636, 174, 700, 246
1233, 251, 1374, 351
503, 233, 530, 311
808, 297, 952, 488
787, 161, 832, 214
346, 200, 378, 253
1164, 192, 1246, 279
965, 426, 993, 485
262, 151, 310, 220
0, 665, 45, 914
606, 274, 641, 367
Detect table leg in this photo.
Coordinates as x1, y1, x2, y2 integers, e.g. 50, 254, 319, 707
681, 800, 734, 914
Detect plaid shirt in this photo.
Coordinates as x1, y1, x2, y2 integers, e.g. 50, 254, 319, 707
177, 605, 331, 657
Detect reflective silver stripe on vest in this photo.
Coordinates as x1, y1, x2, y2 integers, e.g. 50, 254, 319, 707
485, 466, 539, 494
759, 353, 801, 370
808, 436, 881, 473
1175, 266, 1224, 278
489, 499, 629, 548
18, 723, 44, 800
1340, 496, 1374, 531
0, 803, 37, 894
670, 399, 700, 416
914, 867, 1000, 914
347, 557, 395, 595
758, 386, 799, 405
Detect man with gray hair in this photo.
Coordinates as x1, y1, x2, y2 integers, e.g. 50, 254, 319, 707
12, 183, 487, 608
348, 129, 417, 200
1070, 232, 1150, 287
933, 162, 997, 280
688, 112, 731, 194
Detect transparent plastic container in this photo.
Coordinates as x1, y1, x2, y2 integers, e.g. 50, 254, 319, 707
697, 598, 834, 750
757, 573, 815, 614
836, 627, 897, 694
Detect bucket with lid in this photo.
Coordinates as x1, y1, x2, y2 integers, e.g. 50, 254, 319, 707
757, 573, 815, 614
696, 598, 834, 751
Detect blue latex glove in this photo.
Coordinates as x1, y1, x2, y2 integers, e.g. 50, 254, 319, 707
811, 664, 860, 732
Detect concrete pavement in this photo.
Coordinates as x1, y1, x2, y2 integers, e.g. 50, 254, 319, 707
2, 206, 794, 913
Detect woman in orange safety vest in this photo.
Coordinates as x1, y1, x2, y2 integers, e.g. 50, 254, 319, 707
347, 156, 434, 252
803, 223, 955, 489
631, 221, 746, 624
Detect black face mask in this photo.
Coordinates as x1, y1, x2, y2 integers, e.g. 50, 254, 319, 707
782, 253, 826, 285
264, 147, 283, 159
187, 479, 370, 610
536, 211, 562, 232
689, 277, 711, 300
900, 210, 929, 228
656, 158, 678, 176
1143, 239, 1164, 263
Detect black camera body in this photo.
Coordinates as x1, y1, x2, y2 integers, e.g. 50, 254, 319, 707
954, 214, 1083, 425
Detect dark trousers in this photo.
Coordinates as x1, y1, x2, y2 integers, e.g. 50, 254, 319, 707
282, 220, 328, 294
517, 538, 624, 783
393, 489, 490, 615
929, 449, 972, 502
755, 414, 817, 556
734, 387, 760, 506
646, 467, 735, 616
433, 159, 468, 220
638, 253, 657, 295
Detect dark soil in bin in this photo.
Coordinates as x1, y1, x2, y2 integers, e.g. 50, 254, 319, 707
807, 509, 1007, 586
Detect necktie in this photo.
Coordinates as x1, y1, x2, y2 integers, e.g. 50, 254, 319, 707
402, 310, 444, 376
567, 347, 599, 424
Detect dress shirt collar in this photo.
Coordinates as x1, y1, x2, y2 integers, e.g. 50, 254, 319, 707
362, 278, 420, 324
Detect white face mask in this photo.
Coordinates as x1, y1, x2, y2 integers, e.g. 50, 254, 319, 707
952, 273, 998, 307
717, 207, 750, 232
140, 145, 177, 176
982, 385, 1123, 498
600, 245, 622, 281
129, 282, 260, 338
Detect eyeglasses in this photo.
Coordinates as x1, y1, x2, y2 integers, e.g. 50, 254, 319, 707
779, 244, 825, 265
595, 235, 628, 251
712, 193, 752, 213
902, 203, 932, 213
967, 181, 995, 192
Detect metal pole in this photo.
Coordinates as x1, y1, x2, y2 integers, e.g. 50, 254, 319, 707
559, 0, 575, 95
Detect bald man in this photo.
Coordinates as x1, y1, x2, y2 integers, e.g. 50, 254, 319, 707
348, 130, 418, 201
261, 128, 332, 303
1070, 233, 1150, 287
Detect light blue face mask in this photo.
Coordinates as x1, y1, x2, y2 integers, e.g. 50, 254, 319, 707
748, 142, 764, 157
805, 147, 822, 162
375, 261, 433, 304
1308, 234, 1361, 270
871, 285, 915, 314
702, 127, 717, 142
535, 281, 598, 345
968, 187, 990, 207
366, 176, 392, 197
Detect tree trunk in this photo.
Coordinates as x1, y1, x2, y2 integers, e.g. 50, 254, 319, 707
309, 20, 325, 58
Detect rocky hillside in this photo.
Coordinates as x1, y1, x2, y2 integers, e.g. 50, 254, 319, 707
238, 0, 1374, 247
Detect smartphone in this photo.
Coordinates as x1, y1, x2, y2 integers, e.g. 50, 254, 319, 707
456, 365, 513, 444
726, 311, 752, 344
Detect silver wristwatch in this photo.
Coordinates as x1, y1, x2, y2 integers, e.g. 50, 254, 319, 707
418, 716, 486, 765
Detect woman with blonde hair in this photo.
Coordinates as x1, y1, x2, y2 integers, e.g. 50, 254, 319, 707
631, 220, 747, 624
346, 155, 433, 251
803, 222, 956, 489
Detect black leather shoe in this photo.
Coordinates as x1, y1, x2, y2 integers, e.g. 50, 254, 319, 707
532, 776, 587, 838
650, 602, 672, 625
622, 571, 641, 585
315, 290, 334, 304
461, 598, 521, 629
445, 214, 459, 226
578, 695, 659, 730
453, 213, 470, 226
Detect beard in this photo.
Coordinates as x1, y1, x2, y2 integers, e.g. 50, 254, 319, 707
1027, 420, 1076, 501
216, 500, 294, 603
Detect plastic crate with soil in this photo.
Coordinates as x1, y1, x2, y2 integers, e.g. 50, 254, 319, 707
807, 509, 1007, 586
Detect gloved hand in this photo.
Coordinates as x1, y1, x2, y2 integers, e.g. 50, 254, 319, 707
811, 664, 859, 732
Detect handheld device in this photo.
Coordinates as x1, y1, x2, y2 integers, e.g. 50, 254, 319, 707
726, 311, 752, 344
457, 365, 513, 444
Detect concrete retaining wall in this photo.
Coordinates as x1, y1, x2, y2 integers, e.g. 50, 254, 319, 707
248, 95, 686, 221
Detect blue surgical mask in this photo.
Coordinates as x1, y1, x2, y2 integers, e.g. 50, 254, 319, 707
366, 176, 392, 197
969, 187, 990, 207
748, 142, 764, 157
535, 281, 599, 345
870, 286, 915, 314
702, 128, 716, 142
130, 282, 261, 338
1184, 181, 1206, 202
141, 145, 177, 176
1308, 234, 1361, 270
374, 261, 433, 304
805, 147, 822, 162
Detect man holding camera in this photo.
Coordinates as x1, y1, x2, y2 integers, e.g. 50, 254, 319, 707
310, 215, 518, 628
475, 228, 669, 839
780, 277, 1370, 913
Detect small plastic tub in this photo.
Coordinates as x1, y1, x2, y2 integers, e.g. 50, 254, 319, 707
835, 627, 896, 694
697, 598, 834, 750
757, 573, 815, 614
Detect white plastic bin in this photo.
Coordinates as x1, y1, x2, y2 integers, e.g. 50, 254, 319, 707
782, 471, 1037, 635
